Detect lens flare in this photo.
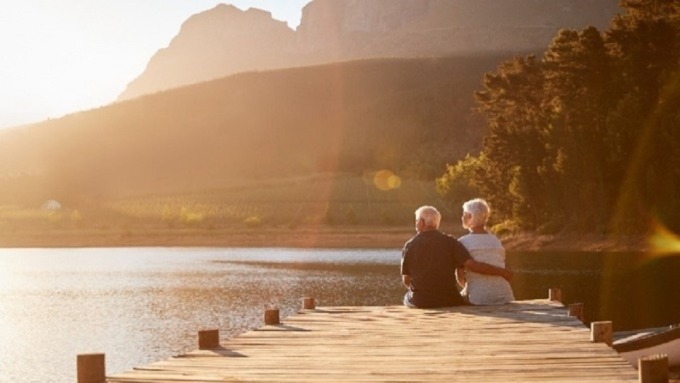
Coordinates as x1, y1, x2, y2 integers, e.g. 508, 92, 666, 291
648, 219, 680, 255
373, 169, 402, 191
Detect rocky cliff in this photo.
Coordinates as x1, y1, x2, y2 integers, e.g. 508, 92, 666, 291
119, 4, 296, 100
118, 0, 621, 101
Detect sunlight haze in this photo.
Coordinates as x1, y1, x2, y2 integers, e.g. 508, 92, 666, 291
0, 0, 311, 129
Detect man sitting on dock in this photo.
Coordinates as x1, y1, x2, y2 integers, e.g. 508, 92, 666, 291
401, 205, 512, 308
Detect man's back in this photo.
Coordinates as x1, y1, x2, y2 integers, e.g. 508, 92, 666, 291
401, 230, 470, 308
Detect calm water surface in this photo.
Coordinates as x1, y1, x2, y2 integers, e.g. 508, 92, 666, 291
0, 248, 403, 383
0, 247, 678, 382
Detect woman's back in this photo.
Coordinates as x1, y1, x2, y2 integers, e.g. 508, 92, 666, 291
459, 233, 514, 305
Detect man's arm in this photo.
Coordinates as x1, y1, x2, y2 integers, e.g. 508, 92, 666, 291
455, 267, 467, 288
402, 274, 411, 289
464, 259, 512, 282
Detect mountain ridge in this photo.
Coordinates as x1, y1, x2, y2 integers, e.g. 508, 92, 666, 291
118, 0, 621, 101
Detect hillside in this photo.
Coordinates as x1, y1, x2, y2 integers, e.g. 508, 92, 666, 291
0, 55, 507, 206
119, 0, 620, 100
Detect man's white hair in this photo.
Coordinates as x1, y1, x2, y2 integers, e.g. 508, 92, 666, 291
462, 198, 490, 228
415, 205, 441, 229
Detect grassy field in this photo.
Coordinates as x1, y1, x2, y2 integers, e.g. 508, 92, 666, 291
0, 173, 649, 251
102, 173, 456, 226
0, 173, 465, 247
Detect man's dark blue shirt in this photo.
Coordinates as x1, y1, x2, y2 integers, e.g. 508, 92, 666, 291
401, 230, 472, 308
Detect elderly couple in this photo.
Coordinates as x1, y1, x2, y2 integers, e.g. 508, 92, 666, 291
401, 199, 514, 308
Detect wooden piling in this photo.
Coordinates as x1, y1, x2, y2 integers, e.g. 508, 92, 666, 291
77, 353, 105, 383
638, 354, 669, 383
265, 308, 280, 325
302, 297, 316, 310
198, 329, 220, 350
568, 302, 584, 322
549, 288, 562, 302
591, 321, 613, 346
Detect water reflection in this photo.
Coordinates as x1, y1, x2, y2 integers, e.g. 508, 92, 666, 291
0, 248, 403, 383
508, 251, 680, 330
0, 248, 677, 382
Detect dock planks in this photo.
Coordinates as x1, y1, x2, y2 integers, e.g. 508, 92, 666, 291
107, 300, 638, 382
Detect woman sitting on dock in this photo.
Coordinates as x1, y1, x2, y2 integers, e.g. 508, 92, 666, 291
456, 198, 515, 305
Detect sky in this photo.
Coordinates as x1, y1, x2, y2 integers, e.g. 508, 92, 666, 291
0, 0, 312, 130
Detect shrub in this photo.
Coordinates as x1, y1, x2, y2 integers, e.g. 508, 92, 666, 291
179, 207, 204, 226
162, 204, 177, 227
244, 215, 262, 227
47, 211, 63, 227
70, 210, 83, 227
490, 220, 520, 236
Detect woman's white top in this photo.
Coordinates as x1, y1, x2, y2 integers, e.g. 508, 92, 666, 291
458, 233, 515, 305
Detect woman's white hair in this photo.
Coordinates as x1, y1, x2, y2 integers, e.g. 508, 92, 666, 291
415, 205, 441, 229
462, 198, 490, 229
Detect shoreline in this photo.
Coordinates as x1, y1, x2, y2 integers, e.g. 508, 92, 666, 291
499, 231, 649, 252
0, 226, 650, 252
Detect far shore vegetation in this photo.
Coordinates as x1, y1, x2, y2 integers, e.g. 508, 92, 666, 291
0, 173, 451, 249
0, 173, 648, 251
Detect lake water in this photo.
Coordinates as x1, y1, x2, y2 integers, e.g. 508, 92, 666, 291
0, 247, 678, 382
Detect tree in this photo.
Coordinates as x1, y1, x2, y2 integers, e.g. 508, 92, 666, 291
605, 0, 680, 232
541, 27, 615, 229
473, 55, 552, 228
440, 0, 680, 234
436, 154, 484, 215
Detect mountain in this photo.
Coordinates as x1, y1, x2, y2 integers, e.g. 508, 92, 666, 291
296, 0, 620, 57
0, 56, 504, 204
119, 4, 298, 102
119, 0, 621, 101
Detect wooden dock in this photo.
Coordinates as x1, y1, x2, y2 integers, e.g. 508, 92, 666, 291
98, 299, 649, 382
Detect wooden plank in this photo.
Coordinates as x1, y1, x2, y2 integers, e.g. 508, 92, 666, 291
107, 300, 639, 382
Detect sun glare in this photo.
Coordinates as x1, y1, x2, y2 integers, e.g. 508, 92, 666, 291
648, 219, 680, 255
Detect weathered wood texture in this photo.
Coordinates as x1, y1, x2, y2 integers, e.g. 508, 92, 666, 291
107, 300, 638, 382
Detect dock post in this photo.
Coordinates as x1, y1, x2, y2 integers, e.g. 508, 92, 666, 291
638, 354, 669, 383
198, 329, 220, 350
568, 303, 584, 322
77, 353, 105, 383
302, 297, 316, 310
549, 288, 562, 302
265, 308, 280, 325
590, 321, 613, 346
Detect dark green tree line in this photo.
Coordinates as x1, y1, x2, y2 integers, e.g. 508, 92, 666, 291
438, 0, 680, 234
